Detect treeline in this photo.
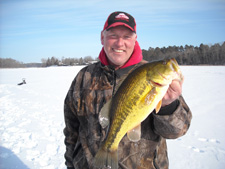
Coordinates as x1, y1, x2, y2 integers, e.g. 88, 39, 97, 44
0, 58, 42, 68
0, 56, 97, 68
142, 42, 225, 65
0, 58, 25, 68
41, 56, 97, 67
1, 42, 225, 68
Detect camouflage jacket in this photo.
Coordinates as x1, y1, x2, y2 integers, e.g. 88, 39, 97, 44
64, 61, 192, 169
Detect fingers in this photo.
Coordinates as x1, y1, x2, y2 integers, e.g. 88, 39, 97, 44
170, 80, 182, 96
161, 77, 184, 107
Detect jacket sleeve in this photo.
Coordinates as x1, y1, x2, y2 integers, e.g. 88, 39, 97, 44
63, 70, 84, 169
63, 86, 79, 168
152, 95, 192, 139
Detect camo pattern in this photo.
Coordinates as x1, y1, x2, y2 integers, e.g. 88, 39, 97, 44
63, 61, 192, 169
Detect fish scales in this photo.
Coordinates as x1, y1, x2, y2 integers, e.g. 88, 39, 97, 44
105, 66, 152, 151
94, 58, 183, 169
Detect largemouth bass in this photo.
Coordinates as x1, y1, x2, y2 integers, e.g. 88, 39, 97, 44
94, 58, 183, 169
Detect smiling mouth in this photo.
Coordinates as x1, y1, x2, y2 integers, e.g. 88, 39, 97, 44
113, 48, 124, 53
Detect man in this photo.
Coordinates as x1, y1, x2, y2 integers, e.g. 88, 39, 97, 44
64, 11, 192, 169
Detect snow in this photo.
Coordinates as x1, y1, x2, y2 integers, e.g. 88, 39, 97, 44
0, 65, 225, 169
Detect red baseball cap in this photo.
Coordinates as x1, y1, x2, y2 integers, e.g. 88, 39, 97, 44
103, 11, 136, 33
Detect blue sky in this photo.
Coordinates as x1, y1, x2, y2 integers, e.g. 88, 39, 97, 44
1, 0, 225, 63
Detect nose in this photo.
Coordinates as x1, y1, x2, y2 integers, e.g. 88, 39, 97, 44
115, 37, 124, 47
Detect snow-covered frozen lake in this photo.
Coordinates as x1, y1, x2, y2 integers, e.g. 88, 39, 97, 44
0, 65, 225, 169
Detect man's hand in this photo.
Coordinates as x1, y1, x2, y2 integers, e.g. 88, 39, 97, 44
162, 78, 184, 107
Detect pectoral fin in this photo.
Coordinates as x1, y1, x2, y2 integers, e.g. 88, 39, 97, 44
144, 87, 162, 113
155, 100, 162, 114
144, 87, 156, 105
127, 124, 141, 142
99, 99, 112, 129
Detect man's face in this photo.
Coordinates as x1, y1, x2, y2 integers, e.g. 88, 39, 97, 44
101, 26, 137, 69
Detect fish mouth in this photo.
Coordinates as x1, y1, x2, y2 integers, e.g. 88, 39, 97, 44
151, 58, 182, 87
150, 80, 165, 87
170, 58, 183, 81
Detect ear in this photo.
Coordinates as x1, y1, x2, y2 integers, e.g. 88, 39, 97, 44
101, 31, 104, 45
135, 34, 137, 41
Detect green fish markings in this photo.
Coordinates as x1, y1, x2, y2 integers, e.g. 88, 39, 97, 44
94, 58, 183, 169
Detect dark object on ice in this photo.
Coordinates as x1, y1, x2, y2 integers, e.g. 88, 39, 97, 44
18, 78, 26, 85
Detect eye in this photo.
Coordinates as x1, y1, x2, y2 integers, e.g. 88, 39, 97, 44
124, 35, 131, 39
108, 34, 117, 39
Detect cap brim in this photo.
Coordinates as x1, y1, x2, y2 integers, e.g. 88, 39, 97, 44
106, 22, 135, 32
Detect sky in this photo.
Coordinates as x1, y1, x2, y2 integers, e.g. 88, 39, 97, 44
0, 0, 225, 63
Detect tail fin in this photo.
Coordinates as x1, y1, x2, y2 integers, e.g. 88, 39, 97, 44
94, 147, 118, 169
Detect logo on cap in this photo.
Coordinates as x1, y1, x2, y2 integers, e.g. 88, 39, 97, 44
115, 13, 129, 21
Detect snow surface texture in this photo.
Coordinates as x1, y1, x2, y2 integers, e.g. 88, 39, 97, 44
0, 66, 225, 169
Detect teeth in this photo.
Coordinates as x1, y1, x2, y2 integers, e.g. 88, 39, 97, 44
113, 49, 123, 53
